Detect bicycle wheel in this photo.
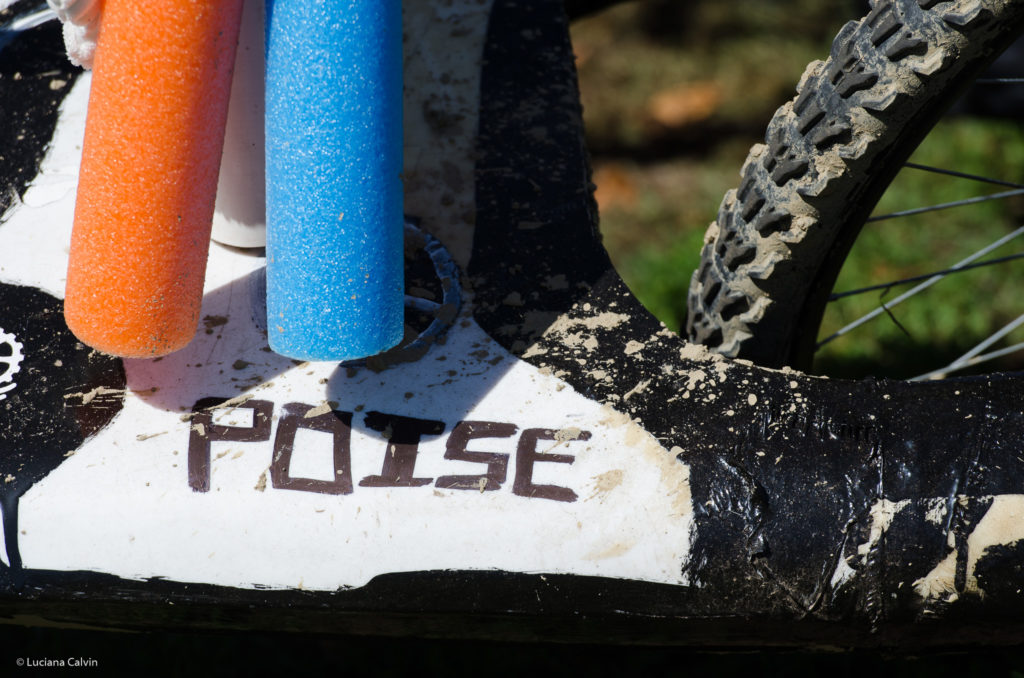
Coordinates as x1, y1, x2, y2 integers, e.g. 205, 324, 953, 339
686, 0, 1024, 371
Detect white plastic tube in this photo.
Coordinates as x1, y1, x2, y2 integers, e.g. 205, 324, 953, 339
211, 0, 267, 249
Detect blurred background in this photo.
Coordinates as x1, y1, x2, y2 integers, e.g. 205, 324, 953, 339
572, 0, 1024, 380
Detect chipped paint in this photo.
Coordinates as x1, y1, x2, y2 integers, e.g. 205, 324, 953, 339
924, 497, 947, 526
965, 494, 1024, 595
829, 554, 857, 590
916, 494, 1024, 601
915, 547, 959, 603
857, 499, 910, 558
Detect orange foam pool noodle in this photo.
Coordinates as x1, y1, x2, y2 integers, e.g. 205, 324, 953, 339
65, 0, 244, 358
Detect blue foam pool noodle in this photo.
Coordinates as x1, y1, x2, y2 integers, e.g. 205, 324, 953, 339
265, 0, 404, 361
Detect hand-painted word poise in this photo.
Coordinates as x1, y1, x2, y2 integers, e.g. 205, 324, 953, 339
187, 398, 592, 502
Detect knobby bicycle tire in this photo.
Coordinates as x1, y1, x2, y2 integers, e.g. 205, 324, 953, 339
686, 0, 1024, 370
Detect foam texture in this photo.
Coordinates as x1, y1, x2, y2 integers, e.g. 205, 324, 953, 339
65, 0, 244, 357
265, 0, 404, 361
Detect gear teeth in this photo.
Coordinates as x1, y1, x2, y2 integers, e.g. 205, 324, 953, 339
0, 327, 25, 401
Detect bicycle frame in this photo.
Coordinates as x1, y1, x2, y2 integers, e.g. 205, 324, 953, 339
1, 0, 1023, 647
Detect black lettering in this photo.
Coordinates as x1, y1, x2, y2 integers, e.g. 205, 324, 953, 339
435, 421, 517, 491
360, 412, 444, 487
513, 428, 591, 503
188, 397, 273, 492
272, 403, 354, 495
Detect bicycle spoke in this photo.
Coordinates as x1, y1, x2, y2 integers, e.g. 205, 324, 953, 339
902, 162, 1024, 189
849, 160, 1024, 376
817, 225, 1024, 349
912, 342, 1024, 380
911, 313, 1024, 381
867, 188, 1024, 222
829, 252, 1024, 301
